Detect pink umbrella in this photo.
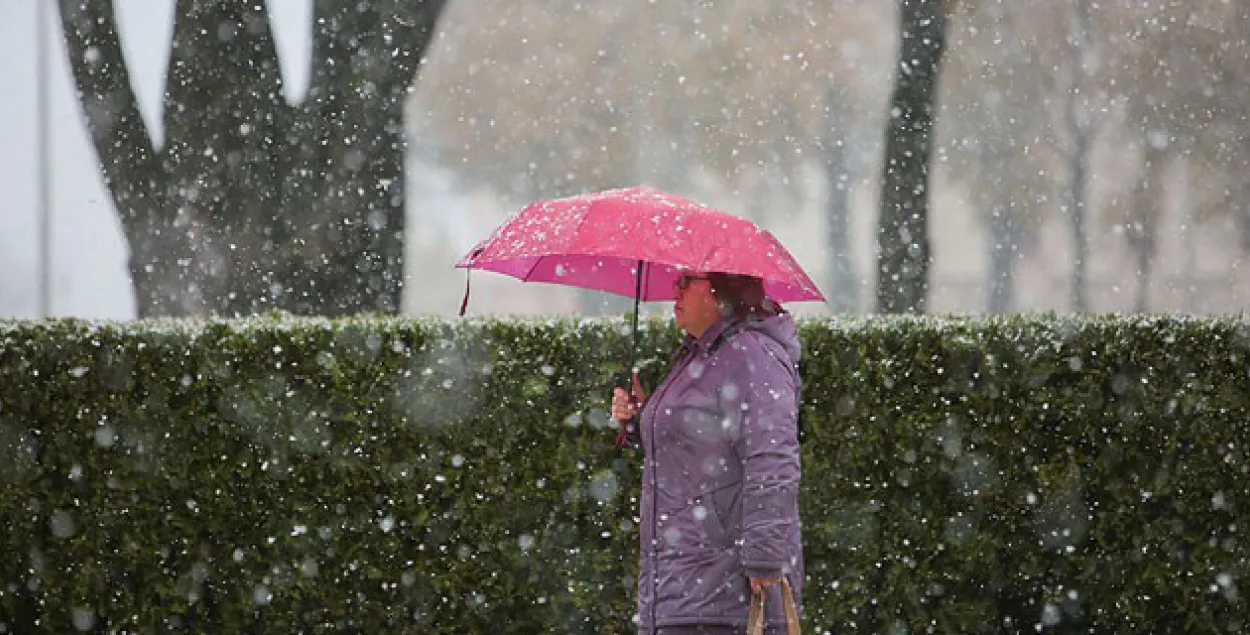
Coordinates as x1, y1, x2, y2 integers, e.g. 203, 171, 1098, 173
456, 185, 825, 314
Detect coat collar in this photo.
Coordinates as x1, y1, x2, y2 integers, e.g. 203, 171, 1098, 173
675, 315, 740, 361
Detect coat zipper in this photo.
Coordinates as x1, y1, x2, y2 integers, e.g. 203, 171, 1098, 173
642, 352, 692, 632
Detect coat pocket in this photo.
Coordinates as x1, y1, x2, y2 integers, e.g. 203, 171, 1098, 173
694, 480, 741, 548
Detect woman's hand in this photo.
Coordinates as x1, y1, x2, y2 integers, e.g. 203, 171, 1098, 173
611, 373, 647, 423
611, 387, 637, 423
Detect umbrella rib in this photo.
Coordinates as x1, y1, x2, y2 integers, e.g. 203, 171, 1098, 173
521, 254, 545, 283
521, 200, 598, 284
642, 259, 651, 302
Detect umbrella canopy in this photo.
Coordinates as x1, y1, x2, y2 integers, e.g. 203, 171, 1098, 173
455, 185, 825, 305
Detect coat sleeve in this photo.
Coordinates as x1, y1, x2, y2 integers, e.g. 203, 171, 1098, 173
723, 337, 801, 579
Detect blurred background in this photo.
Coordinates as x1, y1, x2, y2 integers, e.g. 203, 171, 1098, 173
3, 0, 1248, 320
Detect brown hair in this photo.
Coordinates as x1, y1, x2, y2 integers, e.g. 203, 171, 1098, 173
706, 272, 784, 320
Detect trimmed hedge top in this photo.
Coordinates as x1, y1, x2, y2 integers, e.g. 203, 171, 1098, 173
1, 313, 1248, 633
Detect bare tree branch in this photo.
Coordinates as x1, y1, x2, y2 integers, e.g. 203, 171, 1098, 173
56, 0, 165, 233
164, 0, 288, 217
285, 0, 449, 314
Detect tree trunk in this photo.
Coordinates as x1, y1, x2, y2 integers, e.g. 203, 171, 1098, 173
876, 0, 948, 314
1067, 130, 1092, 312
1128, 142, 1164, 313
1177, 156, 1197, 310
986, 203, 1019, 313
1061, 0, 1099, 313
1239, 203, 1250, 255
58, 0, 447, 318
1132, 236, 1153, 313
823, 91, 857, 312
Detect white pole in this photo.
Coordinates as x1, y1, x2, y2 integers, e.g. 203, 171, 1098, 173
36, 2, 53, 318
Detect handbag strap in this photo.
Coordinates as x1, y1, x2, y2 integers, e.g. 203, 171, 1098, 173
781, 577, 800, 635
746, 587, 765, 635
747, 576, 801, 635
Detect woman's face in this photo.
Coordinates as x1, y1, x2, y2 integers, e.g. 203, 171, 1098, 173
673, 272, 720, 337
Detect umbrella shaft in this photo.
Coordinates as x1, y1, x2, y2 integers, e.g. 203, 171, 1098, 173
631, 260, 643, 371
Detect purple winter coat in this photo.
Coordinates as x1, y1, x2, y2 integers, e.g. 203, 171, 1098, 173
635, 312, 804, 633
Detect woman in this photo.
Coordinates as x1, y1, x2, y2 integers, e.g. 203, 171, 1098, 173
612, 271, 804, 634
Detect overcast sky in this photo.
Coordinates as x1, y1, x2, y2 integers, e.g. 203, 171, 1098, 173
0, 1, 313, 319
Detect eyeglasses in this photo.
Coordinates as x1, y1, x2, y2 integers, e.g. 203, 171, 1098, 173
675, 274, 709, 290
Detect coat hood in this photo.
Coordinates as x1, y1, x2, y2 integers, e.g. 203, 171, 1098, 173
683, 312, 801, 366
739, 312, 801, 366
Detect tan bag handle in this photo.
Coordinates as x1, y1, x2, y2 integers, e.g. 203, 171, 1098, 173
746, 576, 800, 635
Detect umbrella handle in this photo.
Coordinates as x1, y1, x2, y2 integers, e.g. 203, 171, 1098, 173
629, 258, 644, 370
458, 270, 471, 317
458, 248, 484, 317
612, 414, 637, 447
612, 372, 646, 448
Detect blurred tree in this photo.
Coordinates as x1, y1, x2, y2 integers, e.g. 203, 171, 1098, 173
58, 0, 447, 317
940, 1, 1059, 313
1048, 0, 1108, 312
416, 0, 891, 313
1163, 5, 1250, 254
1126, 141, 1166, 312
821, 86, 858, 313
876, 0, 949, 314
1103, 0, 1250, 310
419, 0, 885, 199
951, 0, 1118, 313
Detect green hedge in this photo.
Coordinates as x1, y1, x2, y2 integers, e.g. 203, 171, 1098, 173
1, 314, 1248, 633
